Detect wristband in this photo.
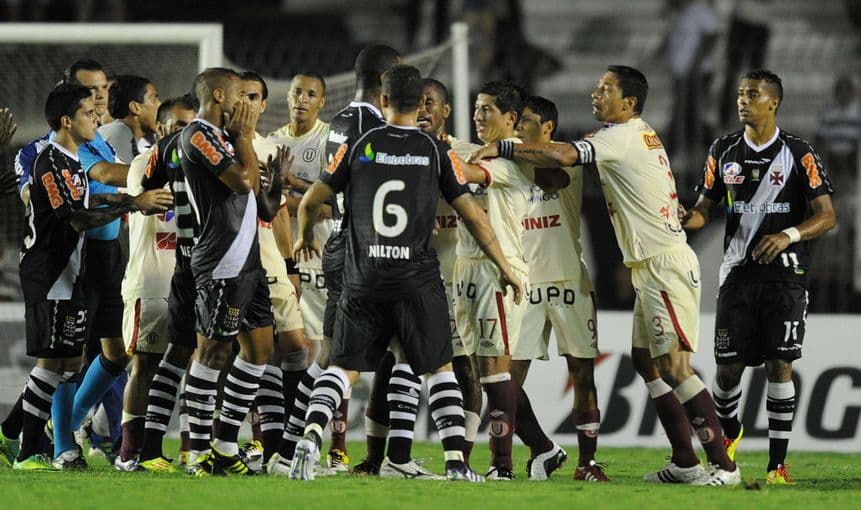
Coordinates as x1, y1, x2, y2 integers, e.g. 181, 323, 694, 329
285, 258, 299, 275
781, 227, 801, 244
498, 140, 514, 160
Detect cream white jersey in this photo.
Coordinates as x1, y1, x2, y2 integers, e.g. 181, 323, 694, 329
434, 137, 479, 283
455, 137, 531, 274
267, 119, 333, 271
121, 148, 176, 300
573, 118, 687, 265
523, 165, 588, 283
253, 134, 291, 281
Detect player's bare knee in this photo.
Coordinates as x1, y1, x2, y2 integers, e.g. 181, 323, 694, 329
714, 363, 744, 389
197, 340, 232, 368
566, 355, 595, 389
765, 359, 793, 382
510, 359, 530, 386
631, 348, 659, 381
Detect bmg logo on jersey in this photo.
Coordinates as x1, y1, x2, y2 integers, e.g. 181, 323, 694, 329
722, 162, 745, 184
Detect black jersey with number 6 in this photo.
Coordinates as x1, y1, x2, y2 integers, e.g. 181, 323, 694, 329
698, 128, 833, 286
321, 125, 470, 300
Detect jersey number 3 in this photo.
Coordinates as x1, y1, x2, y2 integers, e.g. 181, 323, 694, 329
373, 180, 408, 237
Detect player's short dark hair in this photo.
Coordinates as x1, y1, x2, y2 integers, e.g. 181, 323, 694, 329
742, 69, 783, 107
381, 65, 423, 113
193, 67, 241, 106
62, 59, 105, 85
240, 71, 269, 100
421, 78, 450, 105
45, 83, 92, 131
293, 71, 327, 95
477, 80, 526, 117
607, 65, 648, 114
354, 44, 401, 91
157, 93, 196, 125
108, 75, 152, 119
524, 96, 558, 137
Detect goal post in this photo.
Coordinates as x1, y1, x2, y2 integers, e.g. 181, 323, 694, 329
0, 23, 222, 143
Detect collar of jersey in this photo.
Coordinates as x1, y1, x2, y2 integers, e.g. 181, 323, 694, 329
50, 140, 80, 161
193, 117, 227, 136
743, 126, 780, 152
283, 118, 322, 139
349, 101, 383, 119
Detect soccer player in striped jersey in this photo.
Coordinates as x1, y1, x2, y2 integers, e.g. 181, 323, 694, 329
472, 65, 741, 486
239, 72, 306, 470
0, 85, 170, 470
113, 96, 195, 471
291, 65, 506, 482
683, 70, 836, 484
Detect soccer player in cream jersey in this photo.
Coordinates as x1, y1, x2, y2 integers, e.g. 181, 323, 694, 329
472, 65, 740, 486
114, 98, 196, 471
417, 78, 483, 466
267, 72, 346, 472
511, 96, 607, 482
241, 72, 306, 470
449, 81, 563, 481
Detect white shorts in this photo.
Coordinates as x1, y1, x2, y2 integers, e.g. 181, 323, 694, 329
122, 298, 169, 355
514, 279, 599, 361
445, 281, 466, 357
299, 268, 327, 341
270, 280, 303, 334
453, 258, 528, 358
630, 245, 701, 358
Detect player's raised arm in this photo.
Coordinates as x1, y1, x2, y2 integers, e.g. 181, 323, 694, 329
470, 140, 581, 168
256, 146, 291, 222
220, 99, 260, 194
69, 189, 171, 232
294, 180, 334, 262
450, 193, 523, 304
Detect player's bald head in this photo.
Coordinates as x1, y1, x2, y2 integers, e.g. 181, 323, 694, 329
421, 78, 450, 105
193, 67, 241, 107
355, 45, 402, 91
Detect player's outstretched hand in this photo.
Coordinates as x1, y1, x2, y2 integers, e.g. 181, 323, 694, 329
267, 146, 294, 186
499, 266, 523, 305
752, 232, 792, 264
224, 100, 258, 140
293, 237, 321, 263
0, 108, 17, 152
468, 143, 499, 163
134, 189, 174, 215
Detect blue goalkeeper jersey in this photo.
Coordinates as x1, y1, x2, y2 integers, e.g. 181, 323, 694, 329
78, 132, 121, 240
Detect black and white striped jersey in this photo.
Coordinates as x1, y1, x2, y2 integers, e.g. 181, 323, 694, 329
20, 142, 88, 302
179, 119, 261, 284
698, 128, 833, 286
322, 101, 386, 276
142, 131, 198, 272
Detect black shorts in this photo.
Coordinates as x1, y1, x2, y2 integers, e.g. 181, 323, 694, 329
25, 297, 88, 359
195, 270, 274, 341
83, 238, 125, 340
331, 282, 453, 374
714, 280, 807, 366
167, 267, 197, 348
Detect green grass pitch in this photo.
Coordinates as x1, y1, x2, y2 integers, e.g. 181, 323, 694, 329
2, 441, 860, 509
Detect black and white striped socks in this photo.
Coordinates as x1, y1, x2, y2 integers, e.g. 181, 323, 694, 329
19, 366, 64, 460
428, 371, 466, 462
214, 357, 265, 456
386, 363, 421, 464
